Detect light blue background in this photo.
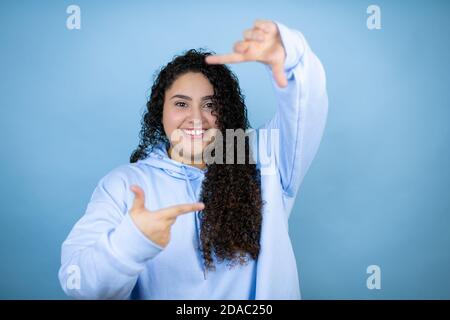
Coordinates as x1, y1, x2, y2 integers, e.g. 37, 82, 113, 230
1, 0, 449, 299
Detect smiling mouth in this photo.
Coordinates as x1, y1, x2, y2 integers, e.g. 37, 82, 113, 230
182, 129, 206, 139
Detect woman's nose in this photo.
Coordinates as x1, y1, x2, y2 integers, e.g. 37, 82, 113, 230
187, 106, 205, 124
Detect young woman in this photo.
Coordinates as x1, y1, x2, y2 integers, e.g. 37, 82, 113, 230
58, 19, 328, 299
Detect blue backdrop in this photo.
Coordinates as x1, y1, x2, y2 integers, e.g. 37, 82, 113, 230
1, 0, 449, 299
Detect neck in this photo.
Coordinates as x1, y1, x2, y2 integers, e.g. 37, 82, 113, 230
167, 146, 206, 170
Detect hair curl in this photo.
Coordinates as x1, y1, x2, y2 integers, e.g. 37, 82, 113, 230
130, 49, 263, 271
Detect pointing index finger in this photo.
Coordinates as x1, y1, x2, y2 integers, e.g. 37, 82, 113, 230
205, 53, 246, 65
160, 202, 205, 220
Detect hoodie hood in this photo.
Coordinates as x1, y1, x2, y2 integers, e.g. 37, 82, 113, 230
139, 141, 208, 181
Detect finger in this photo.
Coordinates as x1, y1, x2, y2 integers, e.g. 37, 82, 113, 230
233, 40, 250, 53
271, 62, 288, 88
205, 53, 246, 65
243, 29, 265, 42
254, 19, 276, 34
130, 185, 146, 211
159, 202, 205, 220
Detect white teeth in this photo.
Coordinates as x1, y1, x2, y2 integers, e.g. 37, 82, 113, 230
183, 129, 205, 136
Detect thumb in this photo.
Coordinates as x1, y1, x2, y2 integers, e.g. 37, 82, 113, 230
130, 185, 146, 212
271, 62, 288, 88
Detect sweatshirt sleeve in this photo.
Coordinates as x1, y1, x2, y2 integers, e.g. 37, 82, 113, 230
259, 21, 328, 200
58, 167, 164, 299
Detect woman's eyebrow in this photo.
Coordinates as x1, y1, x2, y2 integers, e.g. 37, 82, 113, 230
170, 94, 214, 101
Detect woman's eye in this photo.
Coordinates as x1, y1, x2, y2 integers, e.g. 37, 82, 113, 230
175, 102, 187, 108
203, 102, 214, 109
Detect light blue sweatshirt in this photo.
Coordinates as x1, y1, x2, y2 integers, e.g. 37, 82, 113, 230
58, 21, 328, 300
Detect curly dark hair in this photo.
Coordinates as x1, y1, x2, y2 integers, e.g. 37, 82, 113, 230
130, 48, 264, 271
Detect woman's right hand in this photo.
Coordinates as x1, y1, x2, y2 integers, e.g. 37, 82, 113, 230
129, 185, 205, 248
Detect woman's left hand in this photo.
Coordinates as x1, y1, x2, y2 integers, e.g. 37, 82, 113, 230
205, 19, 288, 88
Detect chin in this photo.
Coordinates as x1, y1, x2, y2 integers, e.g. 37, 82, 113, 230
182, 141, 211, 159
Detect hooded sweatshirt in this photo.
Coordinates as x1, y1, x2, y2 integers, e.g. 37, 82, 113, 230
58, 21, 328, 300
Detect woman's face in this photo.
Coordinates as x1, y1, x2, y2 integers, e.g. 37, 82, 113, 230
162, 72, 219, 166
